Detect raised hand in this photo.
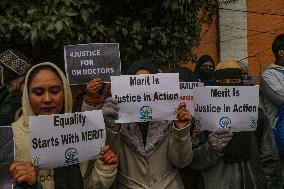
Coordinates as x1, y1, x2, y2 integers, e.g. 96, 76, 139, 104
208, 128, 233, 152
100, 145, 118, 165
175, 102, 193, 129
87, 78, 104, 99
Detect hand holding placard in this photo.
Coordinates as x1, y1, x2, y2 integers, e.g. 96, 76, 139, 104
87, 78, 104, 99
208, 128, 233, 152
175, 102, 193, 129
100, 145, 118, 165
101, 97, 119, 131
9, 161, 37, 186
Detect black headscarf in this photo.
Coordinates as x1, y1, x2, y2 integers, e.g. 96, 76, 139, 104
127, 59, 157, 75
173, 67, 197, 82
194, 55, 215, 85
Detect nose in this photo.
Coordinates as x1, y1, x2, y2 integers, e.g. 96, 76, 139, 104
42, 92, 53, 103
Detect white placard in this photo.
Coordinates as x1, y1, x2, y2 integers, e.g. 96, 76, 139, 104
180, 82, 204, 116
30, 111, 105, 169
111, 73, 180, 123
194, 86, 259, 132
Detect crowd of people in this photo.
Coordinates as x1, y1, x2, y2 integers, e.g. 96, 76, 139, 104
1, 33, 284, 189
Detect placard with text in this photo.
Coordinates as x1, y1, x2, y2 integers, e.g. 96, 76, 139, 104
111, 73, 180, 123
194, 86, 259, 132
180, 82, 204, 116
29, 111, 105, 169
64, 43, 121, 84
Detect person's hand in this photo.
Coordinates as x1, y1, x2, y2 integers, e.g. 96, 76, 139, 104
102, 97, 118, 120
9, 161, 37, 186
174, 102, 193, 129
208, 128, 233, 152
87, 78, 104, 99
100, 145, 118, 165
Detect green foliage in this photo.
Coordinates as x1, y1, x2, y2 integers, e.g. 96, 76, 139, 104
0, 0, 219, 71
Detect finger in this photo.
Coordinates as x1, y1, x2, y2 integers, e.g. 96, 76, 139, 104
177, 111, 188, 120
17, 174, 36, 186
90, 83, 104, 90
104, 101, 119, 111
89, 78, 102, 85
102, 145, 110, 154
216, 132, 233, 139
221, 137, 233, 143
177, 102, 186, 110
214, 128, 230, 135
10, 162, 31, 175
105, 157, 118, 165
104, 97, 118, 105
103, 108, 119, 117
13, 163, 34, 174
102, 149, 112, 160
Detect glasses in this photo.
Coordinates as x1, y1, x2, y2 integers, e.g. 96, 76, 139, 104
201, 65, 214, 69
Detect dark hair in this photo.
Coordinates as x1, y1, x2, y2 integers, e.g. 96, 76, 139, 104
127, 59, 157, 74
272, 33, 284, 59
27, 65, 62, 89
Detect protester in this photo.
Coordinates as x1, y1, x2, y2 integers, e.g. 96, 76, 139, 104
173, 66, 197, 82
260, 33, 284, 187
189, 60, 279, 189
194, 55, 215, 86
10, 62, 118, 189
0, 49, 31, 125
100, 59, 193, 188
172, 66, 204, 189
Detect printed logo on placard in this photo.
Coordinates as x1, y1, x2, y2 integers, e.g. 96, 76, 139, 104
65, 148, 79, 165
219, 117, 232, 128
140, 106, 153, 121
249, 117, 257, 128
33, 156, 43, 167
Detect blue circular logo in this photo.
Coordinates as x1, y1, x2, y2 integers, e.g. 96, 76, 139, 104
65, 148, 79, 164
140, 106, 153, 120
219, 117, 232, 128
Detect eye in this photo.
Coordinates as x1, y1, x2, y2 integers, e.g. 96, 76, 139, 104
32, 88, 44, 96
49, 86, 62, 94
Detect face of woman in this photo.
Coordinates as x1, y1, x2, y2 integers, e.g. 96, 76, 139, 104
29, 69, 64, 115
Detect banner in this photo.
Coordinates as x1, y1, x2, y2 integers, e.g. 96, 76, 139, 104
194, 86, 259, 132
29, 111, 105, 169
64, 43, 121, 84
180, 82, 204, 116
111, 73, 180, 123
0, 126, 14, 189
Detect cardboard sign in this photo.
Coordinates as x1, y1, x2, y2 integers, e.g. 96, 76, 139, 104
180, 82, 204, 116
194, 86, 259, 132
29, 111, 105, 169
64, 43, 121, 84
0, 126, 14, 189
111, 73, 180, 123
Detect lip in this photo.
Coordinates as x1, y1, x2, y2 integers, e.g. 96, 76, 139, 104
40, 107, 55, 111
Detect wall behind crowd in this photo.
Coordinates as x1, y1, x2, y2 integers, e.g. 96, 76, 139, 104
183, 0, 284, 84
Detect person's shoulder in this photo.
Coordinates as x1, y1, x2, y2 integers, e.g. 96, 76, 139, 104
262, 63, 284, 77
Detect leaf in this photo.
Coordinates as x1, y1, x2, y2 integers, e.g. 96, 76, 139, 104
27, 9, 37, 15
80, 9, 89, 23
122, 27, 128, 37
46, 23, 54, 31
55, 20, 63, 33
133, 21, 141, 31
65, 11, 78, 17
